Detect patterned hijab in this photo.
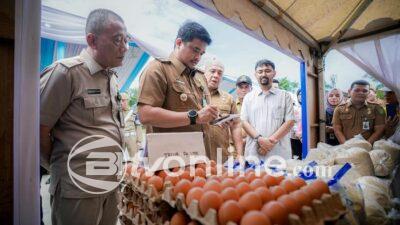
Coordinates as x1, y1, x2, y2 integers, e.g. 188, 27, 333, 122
326, 88, 343, 115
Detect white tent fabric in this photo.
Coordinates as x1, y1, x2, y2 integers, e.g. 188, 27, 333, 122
335, 29, 400, 99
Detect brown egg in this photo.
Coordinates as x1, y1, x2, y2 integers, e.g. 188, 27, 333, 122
179, 171, 193, 181
280, 179, 298, 193
147, 176, 163, 192
210, 167, 217, 175
140, 172, 151, 182
164, 175, 179, 186
304, 179, 330, 200
241, 211, 271, 225
221, 187, 240, 201
203, 180, 223, 193
262, 175, 279, 187
156, 170, 168, 180
250, 179, 266, 190
290, 189, 312, 207
245, 171, 256, 183
135, 167, 145, 178
196, 163, 207, 170
261, 201, 289, 225
195, 167, 206, 178
221, 178, 236, 189
254, 187, 274, 204
125, 164, 132, 176
170, 211, 190, 225
192, 177, 206, 188
275, 175, 285, 184
270, 186, 287, 199
199, 191, 223, 216
234, 176, 247, 185
278, 195, 302, 215
236, 182, 252, 196
292, 177, 307, 189
173, 179, 192, 198
188, 221, 200, 225
208, 175, 223, 182
238, 191, 263, 212
186, 187, 204, 207
210, 160, 217, 167
218, 200, 244, 225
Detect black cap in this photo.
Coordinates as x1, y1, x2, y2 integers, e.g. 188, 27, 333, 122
236, 75, 252, 86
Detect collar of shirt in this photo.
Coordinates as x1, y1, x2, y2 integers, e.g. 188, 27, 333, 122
210, 89, 221, 96
236, 98, 242, 106
257, 87, 278, 96
347, 100, 368, 108
169, 53, 197, 77
80, 49, 105, 75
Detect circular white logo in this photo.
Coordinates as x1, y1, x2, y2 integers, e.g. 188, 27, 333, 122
67, 135, 127, 194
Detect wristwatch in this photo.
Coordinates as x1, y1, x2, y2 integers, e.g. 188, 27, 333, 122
188, 110, 198, 125
254, 134, 262, 146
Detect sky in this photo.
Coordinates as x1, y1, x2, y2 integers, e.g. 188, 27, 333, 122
43, 0, 373, 92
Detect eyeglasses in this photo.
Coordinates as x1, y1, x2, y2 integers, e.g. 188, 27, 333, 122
112, 35, 130, 48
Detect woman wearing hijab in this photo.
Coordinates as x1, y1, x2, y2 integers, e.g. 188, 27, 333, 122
291, 89, 302, 159
326, 88, 343, 145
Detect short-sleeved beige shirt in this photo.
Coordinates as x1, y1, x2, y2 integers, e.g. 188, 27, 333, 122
40, 49, 124, 198
332, 100, 386, 140
138, 53, 212, 156
209, 89, 237, 161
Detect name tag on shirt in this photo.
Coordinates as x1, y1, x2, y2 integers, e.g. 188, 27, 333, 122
363, 121, 370, 130
87, 89, 101, 95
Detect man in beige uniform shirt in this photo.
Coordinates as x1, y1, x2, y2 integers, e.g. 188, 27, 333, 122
138, 22, 218, 158
204, 59, 243, 162
40, 9, 128, 225
121, 92, 142, 158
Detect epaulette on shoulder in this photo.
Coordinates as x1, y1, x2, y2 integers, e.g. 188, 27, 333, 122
155, 57, 171, 64
58, 56, 84, 69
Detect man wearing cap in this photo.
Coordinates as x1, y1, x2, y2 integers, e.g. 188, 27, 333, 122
121, 92, 143, 158
137, 22, 218, 158
235, 75, 252, 147
241, 59, 295, 160
204, 59, 243, 162
40, 9, 127, 225
333, 80, 386, 144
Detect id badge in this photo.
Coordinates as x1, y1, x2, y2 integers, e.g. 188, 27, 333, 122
362, 121, 370, 130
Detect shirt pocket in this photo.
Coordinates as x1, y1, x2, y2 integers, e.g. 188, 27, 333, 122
83, 95, 111, 125
273, 106, 284, 120
170, 80, 195, 111
219, 105, 231, 115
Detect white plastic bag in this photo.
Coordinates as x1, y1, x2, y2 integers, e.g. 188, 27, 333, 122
335, 147, 375, 176
343, 135, 372, 151
369, 150, 395, 177
373, 139, 400, 164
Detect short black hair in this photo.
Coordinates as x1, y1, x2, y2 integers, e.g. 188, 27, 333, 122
273, 79, 279, 84
86, 9, 124, 35
350, 80, 370, 89
176, 21, 212, 45
255, 59, 275, 70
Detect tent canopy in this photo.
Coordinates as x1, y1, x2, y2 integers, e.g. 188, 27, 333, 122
181, 0, 400, 95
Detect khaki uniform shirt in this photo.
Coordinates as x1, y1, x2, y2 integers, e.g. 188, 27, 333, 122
123, 109, 142, 156
138, 53, 212, 157
40, 49, 124, 198
209, 89, 237, 161
332, 100, 386, 140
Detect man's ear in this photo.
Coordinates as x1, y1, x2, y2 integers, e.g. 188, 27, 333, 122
86, 33, 96, 49
175, 38, 182, 49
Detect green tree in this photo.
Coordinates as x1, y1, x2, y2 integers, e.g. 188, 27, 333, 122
126, 87, 139, 110
325, 74, 337, 90
277, 77, 299, 93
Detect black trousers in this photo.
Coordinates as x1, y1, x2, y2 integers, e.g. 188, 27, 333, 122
290, 138, 303, 160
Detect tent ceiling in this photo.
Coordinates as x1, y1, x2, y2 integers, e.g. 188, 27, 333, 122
253, 0, 400, 44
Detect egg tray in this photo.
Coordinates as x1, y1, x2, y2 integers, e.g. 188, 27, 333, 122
118, 201, 142, 225
160, 184, 347, 225
288, 193, 348, 225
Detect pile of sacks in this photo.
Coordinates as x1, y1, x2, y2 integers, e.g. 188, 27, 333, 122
292, 136, 400, 225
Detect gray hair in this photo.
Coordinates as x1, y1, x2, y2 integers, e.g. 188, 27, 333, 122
85, 9, 124, 35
